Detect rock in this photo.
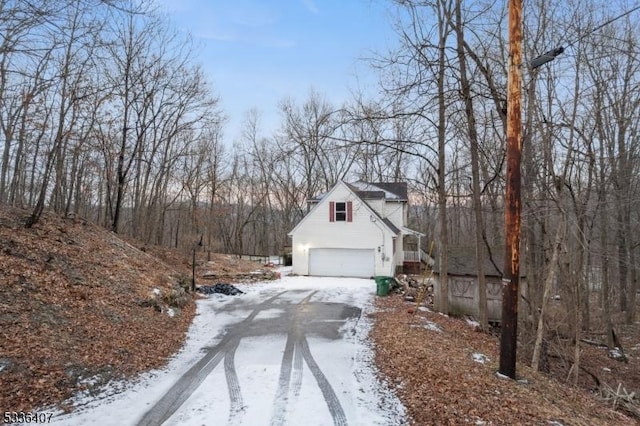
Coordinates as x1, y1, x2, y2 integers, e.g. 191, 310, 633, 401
197, 283, 244, 296
608, 347, 628, 363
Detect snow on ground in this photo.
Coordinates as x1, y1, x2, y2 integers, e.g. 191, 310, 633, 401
471, 353, 490, 364
465, 318, 480, 329
412, 321, 442, 333
45, 274, 407, 426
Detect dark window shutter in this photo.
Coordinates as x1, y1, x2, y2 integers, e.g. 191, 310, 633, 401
329, 201, 335, 222
347, 201, 353, 222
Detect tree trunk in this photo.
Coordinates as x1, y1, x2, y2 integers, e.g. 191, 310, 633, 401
616, 217, 628, 313
626, 246, 637, 324
436, 0, 449, 314
532, 209, 565, 371
601, 217, 614, 347
452, 0, 487, 329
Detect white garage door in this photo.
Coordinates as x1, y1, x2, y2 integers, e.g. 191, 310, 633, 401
308, 248, 375, 278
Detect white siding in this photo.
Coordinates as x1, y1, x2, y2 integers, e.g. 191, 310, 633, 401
365, 198, 384, 216
291, 182, 396, 277
393, 236, 403, 268
384, 201, 405, 228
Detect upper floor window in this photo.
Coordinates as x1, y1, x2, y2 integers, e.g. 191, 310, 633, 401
335, 202, 346, 221
329, 201, 352, 222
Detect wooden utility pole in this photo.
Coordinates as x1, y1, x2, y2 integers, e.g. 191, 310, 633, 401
500, 0, 522, 379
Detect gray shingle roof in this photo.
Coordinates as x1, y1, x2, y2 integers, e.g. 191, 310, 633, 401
371, 182, 408, 200
352, 190, 386, 199
382, 218, 401, 235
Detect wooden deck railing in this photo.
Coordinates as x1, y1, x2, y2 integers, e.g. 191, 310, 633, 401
404, 251, 420, 262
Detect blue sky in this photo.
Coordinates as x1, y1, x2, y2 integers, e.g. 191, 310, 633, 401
157, 0, 398, 143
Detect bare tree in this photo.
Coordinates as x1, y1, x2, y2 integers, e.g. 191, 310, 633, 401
451, 0, 488, 328
0, 0, 59, 203
279, 89, 341, 200
26, 0, 106, 227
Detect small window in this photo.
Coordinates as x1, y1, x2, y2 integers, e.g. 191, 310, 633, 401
329, 201, 352, 222
335, 202, 346, 221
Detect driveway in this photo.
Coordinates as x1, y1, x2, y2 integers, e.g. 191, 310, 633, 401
49, 275, 406, 426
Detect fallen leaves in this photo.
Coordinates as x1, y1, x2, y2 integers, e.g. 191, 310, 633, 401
371, 296, 636, 426
2, 204, 637, 424
0, 207, 196, 412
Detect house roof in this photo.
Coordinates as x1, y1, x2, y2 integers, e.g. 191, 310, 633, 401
347, 184, 402, 236
382, 218, 400, 235
307, 181, 408, 203
288, 180, 400, 237
348, 181, 408, 201
307, 192, 327, 203
433, 246, 522, 277
370, 182, 408, 200
351, 190, 386, 199
401, 226, 426, 237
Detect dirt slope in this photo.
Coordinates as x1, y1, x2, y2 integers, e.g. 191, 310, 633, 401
372, 295, 637, 425
0, 207, 198, 412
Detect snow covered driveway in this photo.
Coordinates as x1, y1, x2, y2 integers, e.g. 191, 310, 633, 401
49, 275, 406, 426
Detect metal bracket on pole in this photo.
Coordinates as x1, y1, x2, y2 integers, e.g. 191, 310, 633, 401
530, 46, 565, 69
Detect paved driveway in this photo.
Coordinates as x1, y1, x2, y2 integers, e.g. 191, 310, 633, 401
49, 276, 406, 426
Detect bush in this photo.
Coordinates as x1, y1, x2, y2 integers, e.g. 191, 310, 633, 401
163, 285, 190, 308
175, 274, 192, 292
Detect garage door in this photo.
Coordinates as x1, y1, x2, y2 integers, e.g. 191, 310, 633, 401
308, 248, 375, 278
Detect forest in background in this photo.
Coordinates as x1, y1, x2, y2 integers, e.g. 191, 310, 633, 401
1, 0, 639, 375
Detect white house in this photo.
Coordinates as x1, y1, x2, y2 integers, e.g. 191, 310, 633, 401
287, 180, 425, 278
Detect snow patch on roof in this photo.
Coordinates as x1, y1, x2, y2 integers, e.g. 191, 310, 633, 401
349, 181, 402, 200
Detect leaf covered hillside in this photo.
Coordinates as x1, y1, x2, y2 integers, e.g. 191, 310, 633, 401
0, 206, 196, 412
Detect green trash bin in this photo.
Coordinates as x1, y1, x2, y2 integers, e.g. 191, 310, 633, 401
375, 276, 393, 296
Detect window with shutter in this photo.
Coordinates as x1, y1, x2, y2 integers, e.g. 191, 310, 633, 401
330, 201, 353, 222
335, 202, 346, 221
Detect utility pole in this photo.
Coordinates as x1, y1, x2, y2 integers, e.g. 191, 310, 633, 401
500, 0, 522, 379
499, 0, 638, 381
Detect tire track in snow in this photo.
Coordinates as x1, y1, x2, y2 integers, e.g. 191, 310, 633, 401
299, 334, 348, 426
136, 349, 226, 426
270, 291, 350, 426
290, 338, 304, 403
224, 337, 243, 425
136, 291, 286, 426
270, 328, 295, 426
270, 291, 317, 426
